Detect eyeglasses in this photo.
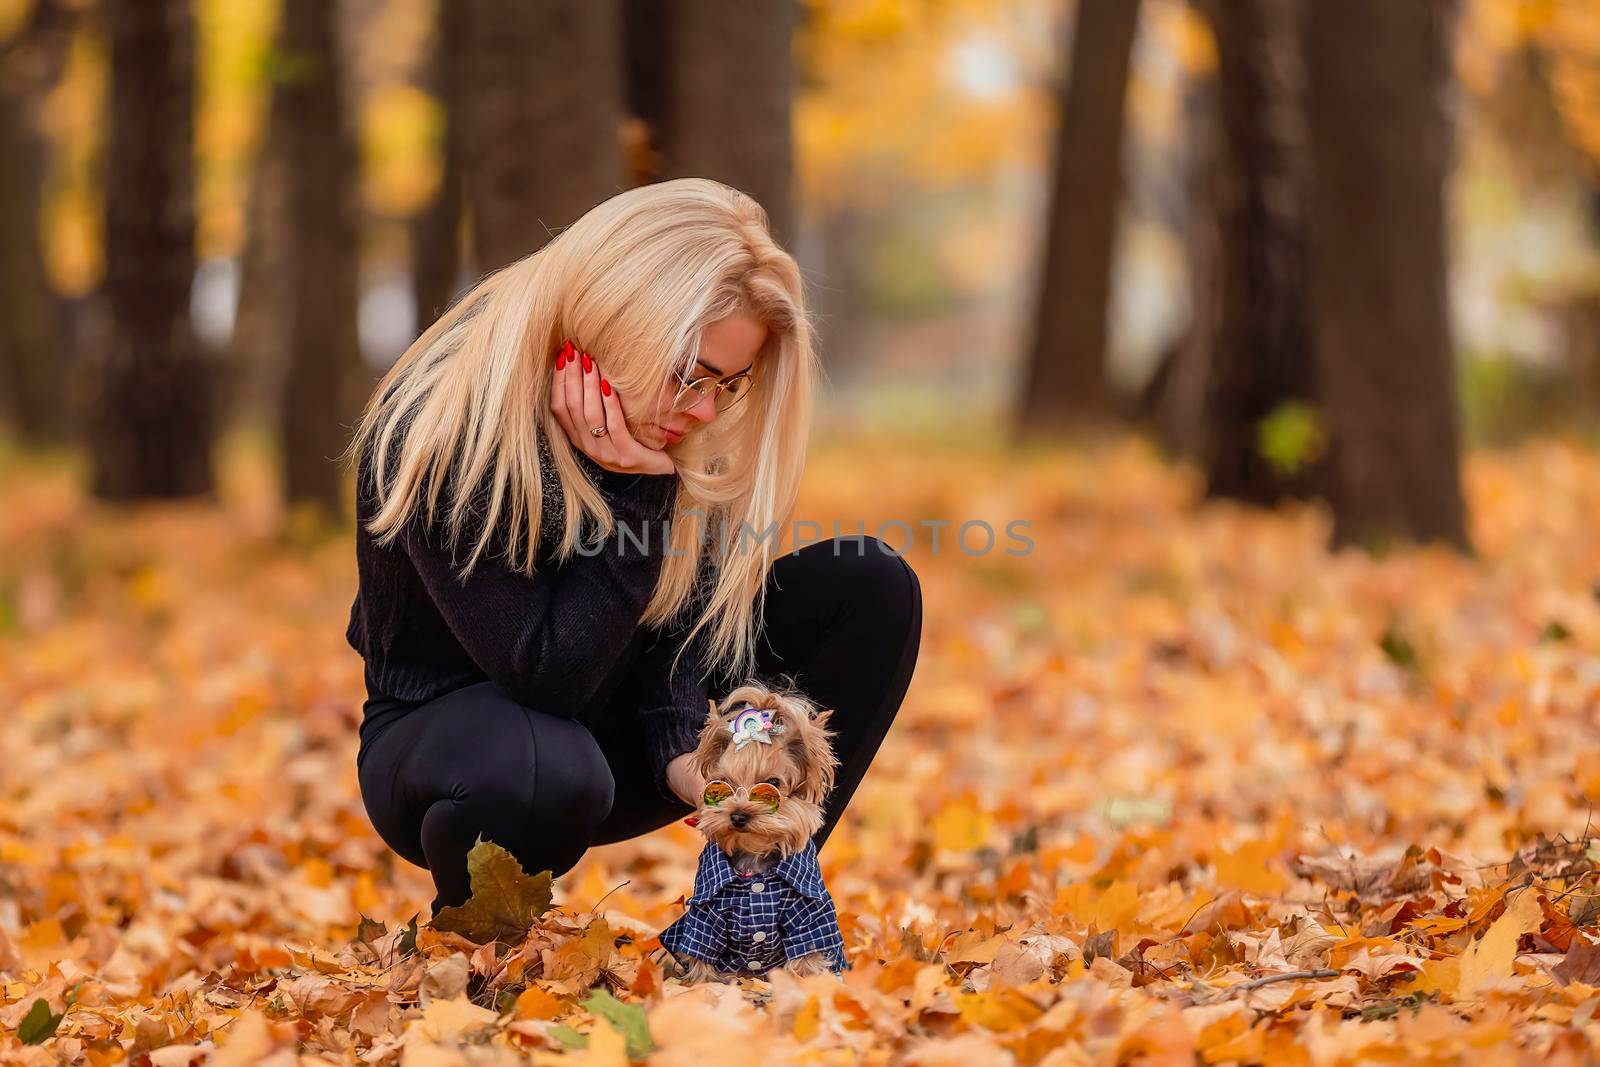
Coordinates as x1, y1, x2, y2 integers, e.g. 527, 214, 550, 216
702, 779, 783, 813
670, 367, 754, 415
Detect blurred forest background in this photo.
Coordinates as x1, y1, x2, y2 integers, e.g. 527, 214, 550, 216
8, 2, 1600, 1061
2, 0, 1597, 550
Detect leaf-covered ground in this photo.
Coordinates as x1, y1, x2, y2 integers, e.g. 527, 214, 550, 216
2, 434, 1599, 1065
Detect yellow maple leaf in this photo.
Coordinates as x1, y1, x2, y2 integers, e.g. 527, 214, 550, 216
953, 989, 1043, 1032
1095, 880, 1140, 934
793, 993, 820, 1041
1213, 842, 1287, 896
515, 984, 567, 1021
932, 798, 993, 853
1458, 887, 1543, 997
1409, 956, 1461, 999
413, 996, 499, 1044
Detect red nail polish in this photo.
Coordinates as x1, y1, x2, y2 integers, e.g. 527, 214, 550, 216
601, 378, 612, 396
556, 353, 565, 370
684, 816, 698, 827
582, 353, 593, 373
563, 340, 574, 359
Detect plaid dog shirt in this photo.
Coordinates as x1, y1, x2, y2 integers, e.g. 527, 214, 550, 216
657, 838, 848, 977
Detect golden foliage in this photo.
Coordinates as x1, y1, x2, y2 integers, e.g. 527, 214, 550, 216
0, 433, 1599, 1062
795, 0, 1056, 211
1463, 0, 1600, 167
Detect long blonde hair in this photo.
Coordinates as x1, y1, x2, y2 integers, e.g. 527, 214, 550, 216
343, 177, 817, 685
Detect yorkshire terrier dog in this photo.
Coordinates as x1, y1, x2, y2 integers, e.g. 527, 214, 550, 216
655, 681, 850, 983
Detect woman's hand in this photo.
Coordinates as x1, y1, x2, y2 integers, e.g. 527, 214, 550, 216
665, 751, 706, 809
550, 340, 675, 477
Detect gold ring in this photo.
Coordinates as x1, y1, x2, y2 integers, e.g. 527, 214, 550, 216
589, 426, 608, 437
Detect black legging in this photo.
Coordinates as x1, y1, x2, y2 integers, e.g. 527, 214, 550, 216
355, 536, 923, 914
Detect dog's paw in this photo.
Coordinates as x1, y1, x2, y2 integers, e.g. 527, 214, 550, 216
778, 951, 838, 978
679, 957, 734, 984
650, 947, 684, 978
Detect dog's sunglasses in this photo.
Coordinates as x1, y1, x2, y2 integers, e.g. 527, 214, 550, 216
702, 779, 783, 813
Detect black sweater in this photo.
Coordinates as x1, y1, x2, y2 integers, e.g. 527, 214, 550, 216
345, 429, 711, 801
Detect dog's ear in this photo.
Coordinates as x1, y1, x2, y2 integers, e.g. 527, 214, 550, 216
783, 705, 839, 805
690, 714, 730, 784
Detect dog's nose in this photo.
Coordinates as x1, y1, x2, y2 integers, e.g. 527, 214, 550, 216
729, 811, 749, 829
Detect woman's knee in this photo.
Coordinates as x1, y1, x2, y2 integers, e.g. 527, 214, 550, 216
419, 726, 614, 879
860, 539, 922, 672
872, 538, 922, 620
420, 791, 590, 886
803, 536, 922, 631
529, 715, 617, 826
433, 712, 615, 834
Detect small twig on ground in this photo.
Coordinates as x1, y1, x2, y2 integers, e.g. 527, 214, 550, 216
591, 878, 631, 913
1232, 968, 1340, 994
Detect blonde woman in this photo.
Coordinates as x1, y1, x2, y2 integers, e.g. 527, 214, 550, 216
344, 178, 922, 915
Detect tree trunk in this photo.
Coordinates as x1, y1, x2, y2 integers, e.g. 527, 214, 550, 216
1304, 0, 1468, 551
1017, 0, 1143, 434
278, 0, 363, 515
811, 202, 871, 383
231, 45, 294, 429
620, 0, 669, 186
457, 0, 625, 272
1150, 34, 1221, 457
411, 0, 467, 332
0, 0, 75, 443
90, 0, 214, 500
653, 1, 798, 248
1193, 0, 1319, 503
1570, 184, 1600, 410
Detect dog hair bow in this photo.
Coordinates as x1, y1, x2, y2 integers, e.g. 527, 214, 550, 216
728, 706, 786, 749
